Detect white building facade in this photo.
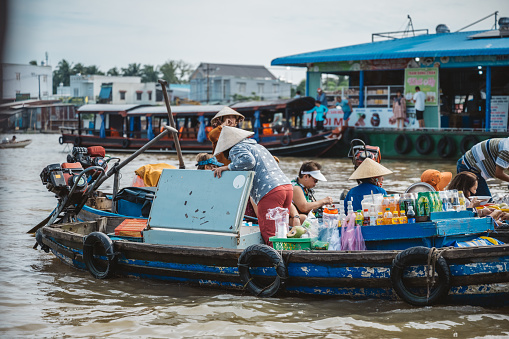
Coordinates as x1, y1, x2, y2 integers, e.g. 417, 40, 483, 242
190, 63, 292, 104
2, 63, 53, 101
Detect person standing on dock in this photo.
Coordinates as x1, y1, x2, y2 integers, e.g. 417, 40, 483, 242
307, 100, 328, 132
457, 137, 509, 197
412, 86, 426, 128
316, 88, 327, 107
392, 90, 407, 130
336, 95, 353, 128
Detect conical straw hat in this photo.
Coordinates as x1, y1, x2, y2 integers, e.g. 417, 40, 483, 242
214, 126, 254, 156
349, 158, 393, 180
211, 107, 245, 126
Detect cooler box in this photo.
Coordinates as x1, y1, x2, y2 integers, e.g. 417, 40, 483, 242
114, 187, 156, 217
143, 169, 264, 249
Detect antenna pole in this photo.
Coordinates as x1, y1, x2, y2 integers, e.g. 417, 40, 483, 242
456, 11, 499, 32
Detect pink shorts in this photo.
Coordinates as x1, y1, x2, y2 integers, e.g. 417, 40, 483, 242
257, 184, 293, 245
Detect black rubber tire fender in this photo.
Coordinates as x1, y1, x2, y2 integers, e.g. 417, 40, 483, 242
437, 136, 457, 159
280, 135, 291, 146
394, 134, 412, 155
390, 246, 451, 306
74, 136, 81, 147
460, 135, 478, 154
415, 135, 434, 155
122, 138, 130, 149
58, 136, 64, 145
238, 244, 287, 297
83, 232, 117, 279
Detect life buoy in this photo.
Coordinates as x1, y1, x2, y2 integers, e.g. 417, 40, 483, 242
238, 244, 287, 297
394, 134, 412, 154
82, 232, 117, 279
74, 136, 81, 146
122, 139, 130, 149
460, 135, 478, 154
415, 135, 434, 155
280, 135, 291, 146
58, 136, 64, 145
390, 246, 451, 306
437, 136, 457, 158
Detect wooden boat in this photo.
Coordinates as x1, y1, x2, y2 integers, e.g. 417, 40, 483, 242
59, 97, 338, 157
33, 155, 509, 306
0, 139, 31, 148
34, 110, 509, 307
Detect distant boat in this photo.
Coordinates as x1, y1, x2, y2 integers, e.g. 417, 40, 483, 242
0, 139, 32, 149
59, 98, 339, 157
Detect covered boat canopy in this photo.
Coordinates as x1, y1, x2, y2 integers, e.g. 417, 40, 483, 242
77, 104, 145, 116
230, 96, 315, 114
271, 30, 509, 66
127, 105, 225, 117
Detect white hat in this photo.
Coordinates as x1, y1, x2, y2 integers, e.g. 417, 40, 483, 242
211, 107, 245, 126
213, 126, 254, 156
301, 170, 327, 182
349, 158, 392, 180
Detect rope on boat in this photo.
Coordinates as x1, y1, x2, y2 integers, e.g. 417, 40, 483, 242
425, 247, 450, 301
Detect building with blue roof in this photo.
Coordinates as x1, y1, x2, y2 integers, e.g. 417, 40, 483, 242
271, 24, 509, 131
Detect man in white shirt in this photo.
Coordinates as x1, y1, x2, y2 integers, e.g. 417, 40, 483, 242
412, 86, 426, 128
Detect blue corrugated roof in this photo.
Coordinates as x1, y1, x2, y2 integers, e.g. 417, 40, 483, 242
271, 30, 509, 66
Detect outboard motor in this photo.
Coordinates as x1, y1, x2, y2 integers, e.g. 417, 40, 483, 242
348, 139, 381, 169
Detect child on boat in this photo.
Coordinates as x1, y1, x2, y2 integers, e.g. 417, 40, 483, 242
195, 153, 223, 170
212, 126, 292, 245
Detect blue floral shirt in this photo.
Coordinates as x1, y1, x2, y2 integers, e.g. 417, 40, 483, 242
228, 139, 290, 204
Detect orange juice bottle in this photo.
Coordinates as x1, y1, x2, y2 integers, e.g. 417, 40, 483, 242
376, 212, 384, 225
392, 211, 400, 224
383, 208, 393, 225
400, 210, 408, 224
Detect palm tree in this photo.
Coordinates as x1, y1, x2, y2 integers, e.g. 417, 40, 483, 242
121, 63, 142, 76
84, 65, 104, 75
107, 67, 120, 76
53, 59, 73, 93
141, 65, 160, 83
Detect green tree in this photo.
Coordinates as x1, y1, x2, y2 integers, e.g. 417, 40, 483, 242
29, 60, 37, 65
296, 79, 306, 95
160, 60, 193, 84
84, 65, 104, 75
141, 64, 160, 83
107, 67, 120, 76
122, 63, 142, 76
72, 63, 85, 75
52, 59, 73, 93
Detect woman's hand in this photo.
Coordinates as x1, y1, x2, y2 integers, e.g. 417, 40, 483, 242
467, 197, 481, 208
320, 196, 334, 206
213, 165, 229, 178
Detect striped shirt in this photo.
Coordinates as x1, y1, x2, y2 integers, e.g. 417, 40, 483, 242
464, 138, 509, 179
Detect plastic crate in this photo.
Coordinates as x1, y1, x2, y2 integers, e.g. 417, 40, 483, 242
269, 237, 316, 250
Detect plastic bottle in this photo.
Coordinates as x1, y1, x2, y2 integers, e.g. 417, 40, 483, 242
382, 196, 390, 213
376, 212, 384, 225
417, 192, 430, 217
407, 205, 416, 223
362, 209, 370, 226
347, 200, 354, 216
355, 210, 364, 226
383, 207, 393, 225
400, 210, 408, 224
458, 191, 467, 211
392, 211, 400, 224
338, 205, 346, 227
369, 204, 377, 226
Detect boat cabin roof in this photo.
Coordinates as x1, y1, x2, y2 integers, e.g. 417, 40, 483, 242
230, 96, 315, 113
77, 104, 144, 113
127, 105, 225, 117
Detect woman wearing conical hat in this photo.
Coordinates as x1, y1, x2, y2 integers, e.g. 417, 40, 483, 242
344, 158, 393, 212
207, 107, 245, 166
213, 126, 292, 245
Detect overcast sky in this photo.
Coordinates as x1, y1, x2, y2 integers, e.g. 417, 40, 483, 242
4, 0, 507, 84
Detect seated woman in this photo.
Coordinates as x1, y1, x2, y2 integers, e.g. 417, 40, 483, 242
195, 153, 223, 170
345, 158, 392, 212
292, 161, 333, 223
421, 169, 452, 191
447, 171, 481, 208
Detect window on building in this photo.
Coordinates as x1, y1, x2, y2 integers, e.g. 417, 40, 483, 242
120, 91, 126, 100
73, 88, 79, 96
238, 82, 246, 93
148, 91, 152, 100
136, 91, 142, 100
15, 73, 20, 80
257, 83, 264, 94
43, 75, 47, 82
273, 84, 279, 93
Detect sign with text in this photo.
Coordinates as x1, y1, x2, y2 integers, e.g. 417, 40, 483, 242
303, 107, 419, 129
404, 68, 439, 106
490, 96, 509, 132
